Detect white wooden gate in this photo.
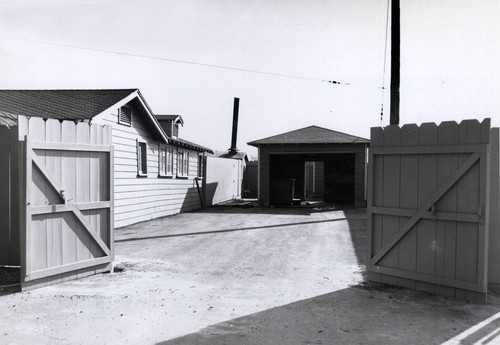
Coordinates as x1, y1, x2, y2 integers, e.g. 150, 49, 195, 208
18, 117, 114, 289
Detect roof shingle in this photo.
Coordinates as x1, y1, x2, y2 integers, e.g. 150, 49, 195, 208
248, 125, 369, 146
0, 89, 137, 120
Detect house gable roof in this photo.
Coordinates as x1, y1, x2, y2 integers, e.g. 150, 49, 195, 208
0, 89, 137, 121
0, 89, 214, 152
156, 114, 184, 126
0, 88, 172, 144
248, 125, 369, 146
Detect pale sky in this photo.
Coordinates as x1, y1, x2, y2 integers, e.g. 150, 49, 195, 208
0, 0, 499, 157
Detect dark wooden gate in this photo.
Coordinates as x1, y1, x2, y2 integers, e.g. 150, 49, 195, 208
367, 119, 491, 302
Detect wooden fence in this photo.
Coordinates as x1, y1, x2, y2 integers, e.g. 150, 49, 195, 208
367, 119, 492, 302
243, 161, 258, 198
204, 156, 244, 207
0, 116, 114, 290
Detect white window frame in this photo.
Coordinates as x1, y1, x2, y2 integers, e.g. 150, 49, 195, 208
177, 150, 189, 178
159, 145, 174, 177
137, 140, 148, 177
118, 105, 132, 126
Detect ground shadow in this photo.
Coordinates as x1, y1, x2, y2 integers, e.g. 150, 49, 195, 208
199, 201, 352, 216
156, 284, 500, 345
343, 208, 367, 267
0, 267, 20, 296
115, 217, 347, 243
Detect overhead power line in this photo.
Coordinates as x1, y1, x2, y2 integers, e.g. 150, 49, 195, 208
24, 39, 384, 89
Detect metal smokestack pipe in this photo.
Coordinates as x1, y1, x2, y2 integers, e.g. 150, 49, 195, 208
229, 97, 239, 153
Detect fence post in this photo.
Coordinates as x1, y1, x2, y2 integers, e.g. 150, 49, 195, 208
488, 128, 500, 285
10, 126, 20, 266
201, 155, 207, 207
0, 126, 10, 265
18, 133, 31, 283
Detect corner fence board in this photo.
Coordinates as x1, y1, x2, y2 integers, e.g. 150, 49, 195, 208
11, 116, 114, 288
367, 119, 492, 302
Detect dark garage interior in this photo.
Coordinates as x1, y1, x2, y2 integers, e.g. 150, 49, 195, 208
269, 153, 355, 205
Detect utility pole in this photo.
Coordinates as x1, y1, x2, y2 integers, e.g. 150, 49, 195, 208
390, 0, 400, 125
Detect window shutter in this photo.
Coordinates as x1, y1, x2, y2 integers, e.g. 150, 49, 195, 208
159, 145, 165, 175
141, 143, 147, 174
119, 106, 132, 125
137, 141, 148, 175
136, 139, 141, 174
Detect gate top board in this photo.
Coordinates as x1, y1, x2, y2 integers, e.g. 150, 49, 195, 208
367, 119, 491, 303
16, 116, 114, 290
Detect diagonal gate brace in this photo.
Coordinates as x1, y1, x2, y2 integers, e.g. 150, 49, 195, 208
31, 154, 111, 256
371, 152, 480, 265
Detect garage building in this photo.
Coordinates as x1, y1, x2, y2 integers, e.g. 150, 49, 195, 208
248, 125, 369, 207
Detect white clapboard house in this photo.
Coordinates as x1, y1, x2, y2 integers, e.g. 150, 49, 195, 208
0, 89, 212, 228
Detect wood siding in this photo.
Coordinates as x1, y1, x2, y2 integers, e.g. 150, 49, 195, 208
257, 143, 367, 207
93, 101, 202, 228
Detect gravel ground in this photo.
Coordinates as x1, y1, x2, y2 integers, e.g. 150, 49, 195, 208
1, 207, 500, 345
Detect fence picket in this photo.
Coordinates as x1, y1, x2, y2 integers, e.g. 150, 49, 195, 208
370, 127, 385, 282
89, 124, 103, 258
380, 126, 401, 286
397, 124, 419, 289
415, 122, 439, 294
45, 119, 63, 267
435, 121, 459, 297
29, 118, 48, 271
76, 122, 92, 263
456, 120, 481, 299
61, 121, 78, 265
